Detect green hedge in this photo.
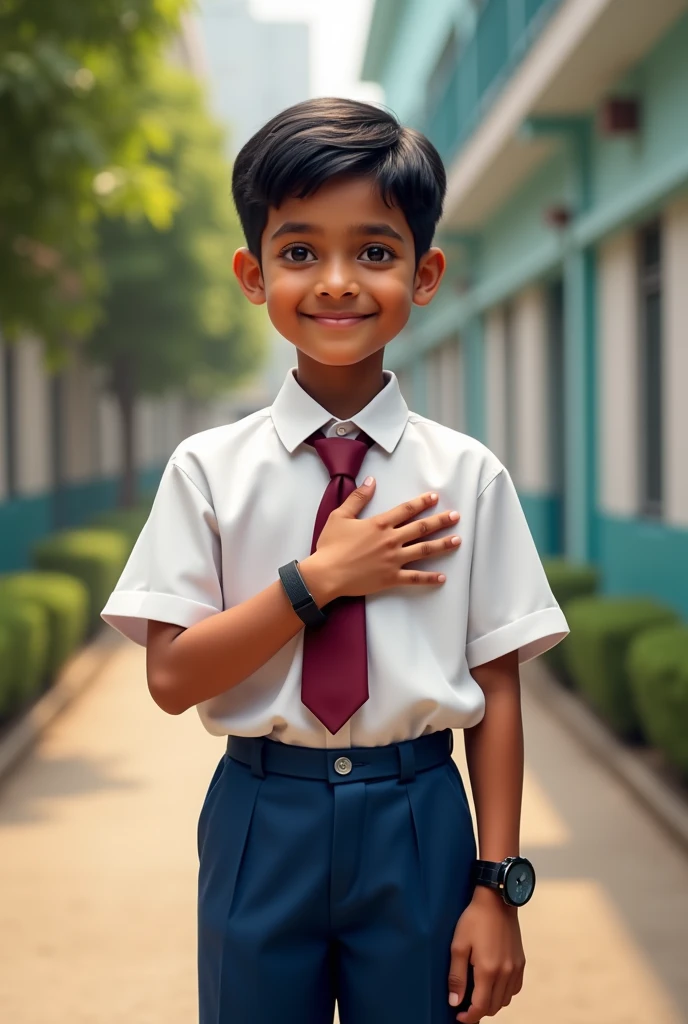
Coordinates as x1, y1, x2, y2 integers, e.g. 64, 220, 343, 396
542, 559, 600, 684
627, 624, 688, 780
32, 528, 129, 636
0, 620, 15, 719
562, 595, 679, 739
90, 507, 150, 549
0, 572, 89, 679
0, 595, 50, 719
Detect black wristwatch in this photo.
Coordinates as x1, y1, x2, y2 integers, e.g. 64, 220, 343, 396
472, 857, 536, 907
278, 559, 328, 628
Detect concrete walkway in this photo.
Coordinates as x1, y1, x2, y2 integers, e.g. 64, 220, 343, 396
0, 641, 687, 1023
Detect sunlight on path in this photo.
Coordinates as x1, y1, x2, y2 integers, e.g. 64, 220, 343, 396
0, 644, 686, 1023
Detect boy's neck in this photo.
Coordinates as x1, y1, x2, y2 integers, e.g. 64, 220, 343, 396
294, 351, 387, 422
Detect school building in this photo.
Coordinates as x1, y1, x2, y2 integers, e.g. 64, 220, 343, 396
362, 0, 688, 617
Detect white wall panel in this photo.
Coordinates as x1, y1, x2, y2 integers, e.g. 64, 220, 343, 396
664, 196, 688, 527
513, 287, 550, 492
598, 231, 640, 516
15, 337, 50, 496
98, 392, 121, 477
485, 307, 507, 463
62, 354, 99, 483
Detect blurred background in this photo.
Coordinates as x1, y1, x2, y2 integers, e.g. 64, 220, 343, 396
0, 1, 687, 1022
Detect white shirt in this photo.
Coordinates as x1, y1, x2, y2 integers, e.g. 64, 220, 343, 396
101, 366, 569, 748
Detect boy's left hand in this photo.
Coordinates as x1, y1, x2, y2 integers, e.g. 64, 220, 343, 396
448, 885, 526, 1022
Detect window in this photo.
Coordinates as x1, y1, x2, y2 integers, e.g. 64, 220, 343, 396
638, 221, 663, 517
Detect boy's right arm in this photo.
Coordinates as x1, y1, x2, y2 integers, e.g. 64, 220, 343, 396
147, 481, 460, 715
146, 554, 336, 715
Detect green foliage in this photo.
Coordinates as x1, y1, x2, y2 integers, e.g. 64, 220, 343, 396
89, 60, 268, 402
0, 594, 49, 716
32, 528, 129, 634
90, 506, 151, 548
0, 0, 186, 355
0, 571, 89, 677
562, 595, 679, 739
541, 558, 600, 684
627, 624, 688, 779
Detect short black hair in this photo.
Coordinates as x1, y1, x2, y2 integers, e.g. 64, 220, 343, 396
231, 97, 446, 270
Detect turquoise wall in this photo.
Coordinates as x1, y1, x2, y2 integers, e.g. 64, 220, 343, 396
592, 15, 688, 217
0, 464, 165, 573
598, 515, 688, 619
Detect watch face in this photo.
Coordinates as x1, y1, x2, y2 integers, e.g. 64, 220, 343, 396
504, 859, 535, 905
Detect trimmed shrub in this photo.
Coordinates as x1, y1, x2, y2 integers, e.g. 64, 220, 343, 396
0, 572, 89, 680
0, 620, 15, 721
541, 559, 600, 684
562, 595, 679, 739
0, 595, 50, 719
90, 507, 150, 549
32, 529, 129, 636
627, 624, 688, 780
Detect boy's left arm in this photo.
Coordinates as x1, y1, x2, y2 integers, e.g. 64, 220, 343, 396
449, 647, 526, 1022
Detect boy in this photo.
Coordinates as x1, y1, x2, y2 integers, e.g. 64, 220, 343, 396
101, 97, 569, 1024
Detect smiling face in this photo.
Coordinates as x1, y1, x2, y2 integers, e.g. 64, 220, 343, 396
233, 174, 445, 369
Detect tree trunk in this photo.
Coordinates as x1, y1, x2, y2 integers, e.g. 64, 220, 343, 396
113, 355, 137, 508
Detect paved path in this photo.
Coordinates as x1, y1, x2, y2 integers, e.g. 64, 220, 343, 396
1, 641, 687, 1023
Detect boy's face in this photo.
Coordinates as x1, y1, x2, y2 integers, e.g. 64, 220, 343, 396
233, 174, 445, 367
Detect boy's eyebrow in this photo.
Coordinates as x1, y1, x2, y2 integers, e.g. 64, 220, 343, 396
269, 221, 405, 242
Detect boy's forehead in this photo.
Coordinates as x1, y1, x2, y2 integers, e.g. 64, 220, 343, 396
263, 175, 413, 242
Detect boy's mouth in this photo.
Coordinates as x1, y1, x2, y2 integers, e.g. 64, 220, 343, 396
300, 312, 376, 328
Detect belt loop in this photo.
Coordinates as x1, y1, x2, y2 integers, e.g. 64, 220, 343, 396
396, 740, 416, 783
250, 737, 266, 779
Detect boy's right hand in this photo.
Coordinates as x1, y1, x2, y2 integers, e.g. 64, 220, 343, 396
303, 476, 461, 601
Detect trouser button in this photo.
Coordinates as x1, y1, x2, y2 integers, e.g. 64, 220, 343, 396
334, 756, 352, 775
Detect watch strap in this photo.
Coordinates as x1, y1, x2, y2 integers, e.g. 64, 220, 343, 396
278, 559, 328, 628
473, 859, 503, 888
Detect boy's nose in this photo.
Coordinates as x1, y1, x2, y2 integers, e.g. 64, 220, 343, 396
315, 271, 360, 299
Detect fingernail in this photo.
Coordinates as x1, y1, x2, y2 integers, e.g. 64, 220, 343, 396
363, 476, 373, 485
430, 492, 438, 500
448, 993, 459, 1006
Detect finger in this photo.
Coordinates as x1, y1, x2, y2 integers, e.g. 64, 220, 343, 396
488, 971, 510, 1017
457, 965, 494, 1024
396, 508, 460, 546
447, 946, 470, 1009
397, 568, 447, 586
381, 491, 438, 528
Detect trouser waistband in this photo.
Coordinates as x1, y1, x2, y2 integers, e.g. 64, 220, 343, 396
225, 728, 454, 783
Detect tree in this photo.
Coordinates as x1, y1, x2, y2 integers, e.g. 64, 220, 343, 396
88, 60, 268, 506
0, 0, 186, 360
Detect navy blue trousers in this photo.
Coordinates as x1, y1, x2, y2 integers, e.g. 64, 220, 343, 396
197, 729, 476, 1024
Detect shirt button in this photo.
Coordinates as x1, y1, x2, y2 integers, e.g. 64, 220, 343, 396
334, 756, 352, 775
336, 425, 347, 436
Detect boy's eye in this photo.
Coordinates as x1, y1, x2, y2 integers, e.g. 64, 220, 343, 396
281, 245, 315, 263
359, 245, 394, 263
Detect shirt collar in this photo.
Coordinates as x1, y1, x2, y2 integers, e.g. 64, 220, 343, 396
270, 366, 409, 455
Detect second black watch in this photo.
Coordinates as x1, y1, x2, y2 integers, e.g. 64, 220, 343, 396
472, 856, 536, 907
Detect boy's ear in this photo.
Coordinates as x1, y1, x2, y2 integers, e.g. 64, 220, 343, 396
412, 247, 446, 306
233, 247, 266, 305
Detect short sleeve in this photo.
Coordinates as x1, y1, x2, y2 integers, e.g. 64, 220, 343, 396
100, 456, 223, 647
465, 467, 569, 669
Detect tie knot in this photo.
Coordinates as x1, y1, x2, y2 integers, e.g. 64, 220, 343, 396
306, 429, 375, 480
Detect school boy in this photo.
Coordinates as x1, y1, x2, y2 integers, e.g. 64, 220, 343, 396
101, 97, 570, 1024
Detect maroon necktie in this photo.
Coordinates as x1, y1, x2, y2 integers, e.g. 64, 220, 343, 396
301, 427, 376, 734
